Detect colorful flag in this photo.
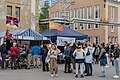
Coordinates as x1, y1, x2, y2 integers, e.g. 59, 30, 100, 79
6, 15, 19, 29
49, 21, 64, 31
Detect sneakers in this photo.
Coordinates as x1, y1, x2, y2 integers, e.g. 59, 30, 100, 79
113, 75, 120, 79
55, 74, 58, 77
51, 74, 58, 77
51, 74, 54, 77
81, 75, 84, 78
75, 75, 78, 78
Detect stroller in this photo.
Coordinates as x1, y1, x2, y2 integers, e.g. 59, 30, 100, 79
16, 48, 28, 69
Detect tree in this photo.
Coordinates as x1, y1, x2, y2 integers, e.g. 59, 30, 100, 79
39, 2, 49, 31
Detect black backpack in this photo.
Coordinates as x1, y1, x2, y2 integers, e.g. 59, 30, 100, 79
86, 48, 90, 56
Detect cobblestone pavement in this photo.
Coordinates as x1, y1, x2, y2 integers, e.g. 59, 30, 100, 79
0, 64, 119, 80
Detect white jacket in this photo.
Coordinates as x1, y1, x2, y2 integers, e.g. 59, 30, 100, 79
73, 49, 85, 59
85, 46, 93, 63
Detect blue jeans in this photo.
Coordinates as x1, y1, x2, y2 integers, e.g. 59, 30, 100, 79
114, 58, 120, 76
86, 63, 92, 75
1, 54, 6, 68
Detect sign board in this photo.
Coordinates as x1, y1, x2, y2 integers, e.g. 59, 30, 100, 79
57, 37, 75, 46
23, 36, 34, 40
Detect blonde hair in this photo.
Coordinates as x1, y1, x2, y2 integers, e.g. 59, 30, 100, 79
115, 42, 119, 47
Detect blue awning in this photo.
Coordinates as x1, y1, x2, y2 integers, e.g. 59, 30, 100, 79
40, 25, 88, 40
0, 28, 47, 40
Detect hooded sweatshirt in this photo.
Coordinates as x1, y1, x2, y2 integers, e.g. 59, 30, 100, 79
85, 46, 93, 63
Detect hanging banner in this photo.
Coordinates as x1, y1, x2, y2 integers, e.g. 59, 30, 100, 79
6, 15, 19, 28
57, 37, 75, 46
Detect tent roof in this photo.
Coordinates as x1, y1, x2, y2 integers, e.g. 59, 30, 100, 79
40, 26, 88, 40
0, 28, 47, 40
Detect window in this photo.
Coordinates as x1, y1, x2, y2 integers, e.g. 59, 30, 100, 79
80, 23, 85, 30
111, 37, 115, 44
56, 11, 61, 18
88, 37, 92, 44
15, 7, 20, 21
87, 24, 92, 29
94, 24, 100, 29
74, 23, 78, 30
80, 8, 85, 19
87, 7, 92, 19
69, 9, 72, 19
94, 5, 100, 19
94, 36, 100, 44
111, 6, 114, 21
51, 12, 55, 18
7, 6, 12, 16
111, 26, 114, 32
74, 9, 78, 18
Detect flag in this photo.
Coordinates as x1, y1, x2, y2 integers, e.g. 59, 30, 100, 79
49, 21, 64, 31
6, 15, 19, 29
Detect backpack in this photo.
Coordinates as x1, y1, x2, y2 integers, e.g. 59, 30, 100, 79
86, 48, 90, 56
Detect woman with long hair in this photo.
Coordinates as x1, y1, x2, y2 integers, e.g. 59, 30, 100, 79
112, 42, 120, 79
48, 44, 60, 77
98, 43, 107, 77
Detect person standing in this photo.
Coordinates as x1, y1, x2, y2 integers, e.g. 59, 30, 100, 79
73, 45, 85, 78
85, 43, 93, 76
112, 42, 120, 79
70, 43, 76, 72
48, 44, 60, 77
10, 42, 18, 69
41, 44, 49, 72
64, 43, 71, 73
32, 44, 40, 68
98, 43, 107, 77
1, 41, 7, 69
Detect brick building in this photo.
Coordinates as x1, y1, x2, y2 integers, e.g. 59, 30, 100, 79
0, 0, 31, 30
49, 0, 120, 44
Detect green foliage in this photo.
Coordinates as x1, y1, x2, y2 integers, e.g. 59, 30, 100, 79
39, 2, 49, 31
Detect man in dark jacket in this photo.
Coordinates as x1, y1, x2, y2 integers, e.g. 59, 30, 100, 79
1, 41, 7, 69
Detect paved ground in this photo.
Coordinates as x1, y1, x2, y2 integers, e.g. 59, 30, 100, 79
0, 64, 119, 80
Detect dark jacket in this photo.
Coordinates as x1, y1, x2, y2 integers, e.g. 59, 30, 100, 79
113, 48, 120, 59
64, 48, 70, 57
1, 44, 6, 54
98, 48, 106, 59
41, 48, 48, 59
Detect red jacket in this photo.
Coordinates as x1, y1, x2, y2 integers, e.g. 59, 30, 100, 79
10, 46, 18, 56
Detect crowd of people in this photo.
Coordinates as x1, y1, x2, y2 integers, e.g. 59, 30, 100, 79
0, 40, 120, 79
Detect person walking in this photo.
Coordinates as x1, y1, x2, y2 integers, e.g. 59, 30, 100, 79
41, 44, 49, 72
98, 43, 107, 77
48, 44, 60, 77
73, 45, 85, 78
10, 42, 18, 69
1, 41, 7, 69
64, 43, 71, 73
112, 42, 120, 79
85, 43, 93, 76
32, 44, 40, 68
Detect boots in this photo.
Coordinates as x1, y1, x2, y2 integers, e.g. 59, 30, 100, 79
99, 71, 106, 77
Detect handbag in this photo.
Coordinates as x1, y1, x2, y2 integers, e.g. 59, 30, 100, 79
45, 56, 50, 63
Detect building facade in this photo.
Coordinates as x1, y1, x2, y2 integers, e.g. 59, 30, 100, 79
0, 0, 31, 30
49, 0, 120, 44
